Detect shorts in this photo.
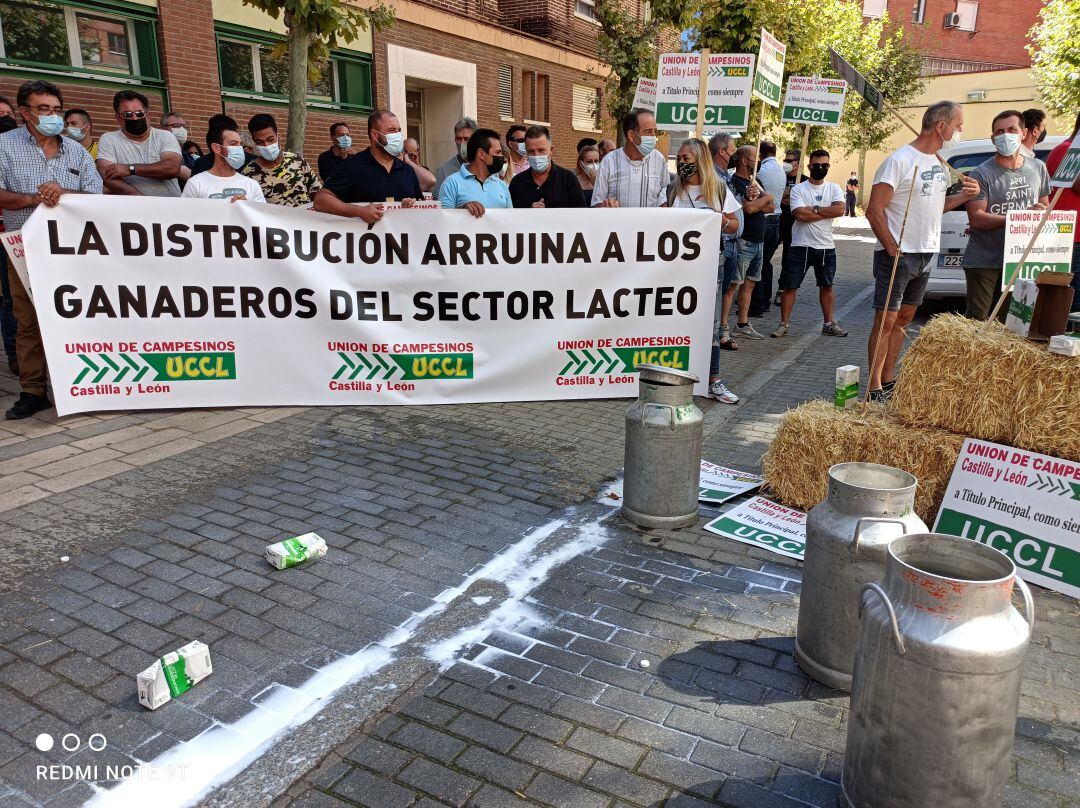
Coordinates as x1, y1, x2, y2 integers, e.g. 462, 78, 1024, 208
872, 250, 933, 311
722, 239, 738, 289
780, 246, 837, 290
734, 238, 763, 284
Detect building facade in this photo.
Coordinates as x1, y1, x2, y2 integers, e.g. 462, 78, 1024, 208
0, 0, 642, 170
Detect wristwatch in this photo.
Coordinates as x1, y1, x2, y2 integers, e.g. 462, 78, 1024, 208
128, 164, 137, 176
813, 204, 820, 213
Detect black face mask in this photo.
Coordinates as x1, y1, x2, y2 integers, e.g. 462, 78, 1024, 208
1037, 129, 1047, 144
488, 155, 506, 174
677, 162, 698, 181
123, 116, 148, 137
810, 165, 829, 180
0, 115, 16, 134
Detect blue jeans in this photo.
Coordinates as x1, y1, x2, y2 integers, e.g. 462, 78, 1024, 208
751, 217, 781, 314
710, 239, 739, 377
0, 251, 15, 361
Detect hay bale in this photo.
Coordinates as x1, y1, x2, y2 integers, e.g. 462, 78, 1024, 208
762, 400, 965, 523
891, 313, 1080, 460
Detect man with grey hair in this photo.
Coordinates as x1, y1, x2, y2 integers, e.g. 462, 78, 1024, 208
865, 100, 980, 402
434, 116, 478, 195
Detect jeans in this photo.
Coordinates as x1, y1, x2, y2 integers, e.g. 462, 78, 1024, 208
710, 239, 738, 377
1, 251, 15, 361
751, 217, 781, 314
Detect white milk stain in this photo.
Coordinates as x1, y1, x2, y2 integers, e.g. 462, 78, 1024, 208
85, 494, 617, 808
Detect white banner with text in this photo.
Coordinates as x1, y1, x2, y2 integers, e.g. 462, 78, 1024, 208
23, 198, 721, 415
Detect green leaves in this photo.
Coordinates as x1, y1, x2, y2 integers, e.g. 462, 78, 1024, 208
1029, 0, 1080, 114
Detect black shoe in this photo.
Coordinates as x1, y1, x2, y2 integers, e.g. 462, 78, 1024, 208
748, 310, 765, 318
5, 392, 52, 420
882, 379, 896, 393
867, 388, 888, 404
6, 356, 16, 375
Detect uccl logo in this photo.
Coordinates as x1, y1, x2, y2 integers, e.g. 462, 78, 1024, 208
72, 351, 236, 384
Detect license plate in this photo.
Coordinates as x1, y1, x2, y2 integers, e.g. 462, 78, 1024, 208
938, 254, 964, 267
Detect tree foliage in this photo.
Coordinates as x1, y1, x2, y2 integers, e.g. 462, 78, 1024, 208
242, 0, 395, 151
1029, 0, 1080, 115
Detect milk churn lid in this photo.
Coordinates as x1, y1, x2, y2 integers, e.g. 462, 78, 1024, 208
636, 364, 699, 386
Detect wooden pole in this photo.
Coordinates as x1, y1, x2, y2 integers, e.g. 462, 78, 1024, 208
864, 165, 920, 402
797, 124, 810, 180
986, 187, 1065, 323
694, 49, 711, 140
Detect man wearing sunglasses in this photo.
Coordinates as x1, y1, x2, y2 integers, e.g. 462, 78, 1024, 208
96, 90, 182, 197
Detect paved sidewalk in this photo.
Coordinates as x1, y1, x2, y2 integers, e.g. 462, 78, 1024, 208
0, 232, 1076, 808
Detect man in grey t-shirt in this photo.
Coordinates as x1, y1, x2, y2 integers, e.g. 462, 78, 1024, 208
96, 90, 182, 197
963, 109, 1050, 320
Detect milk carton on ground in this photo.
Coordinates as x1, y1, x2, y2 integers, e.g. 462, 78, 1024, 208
834, 365, 860, 408
1048, 334, 1080, 356
1006, 278, 1038, 337
137, 640, 213, 710
265, 532, 327, 570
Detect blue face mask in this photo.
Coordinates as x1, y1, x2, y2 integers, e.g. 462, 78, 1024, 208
528, 155, 550, 172
636, 135, 657, 157
992, 132, 1021, 157
34, 113, 65, 137
336, 135, 352, 149
381, 132, 404, 156
223, 145, 246, 170
256, 143, 280, 162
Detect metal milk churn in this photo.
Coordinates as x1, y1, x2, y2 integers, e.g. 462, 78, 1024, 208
622, 364, 702, 529
795, 462, 926, 690
842, 533, 1034, 808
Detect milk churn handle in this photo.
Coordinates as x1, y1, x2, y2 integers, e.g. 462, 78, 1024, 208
851, 518, 909, 556
640, 403, 677, 432
1013, 576, 1035, 632
860, 582, 907, 655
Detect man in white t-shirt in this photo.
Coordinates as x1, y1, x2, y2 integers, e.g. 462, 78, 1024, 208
772, 149, 847, 339
181, 124, 266, 202
865, 100, 980, 402
591, 110, 669, 208
96, 90, 182, 197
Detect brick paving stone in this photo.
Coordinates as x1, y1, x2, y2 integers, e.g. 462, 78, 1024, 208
511, 735, 593, 782
523, 771, 612, 808
396, 757, 481, 807
329, 767, 416, 808
566, 727, 647, 769
456, 745, 537, 792
390, 721, 468, 764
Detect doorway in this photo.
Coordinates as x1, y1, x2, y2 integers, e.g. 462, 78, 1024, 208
405, 89, 425, 166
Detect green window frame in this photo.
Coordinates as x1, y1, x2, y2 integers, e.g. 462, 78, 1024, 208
214, 23, 373, 112
0, 0, 161, 84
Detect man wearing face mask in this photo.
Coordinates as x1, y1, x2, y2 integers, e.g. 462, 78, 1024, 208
180, 124, 265, 202
865, 100, 980, 402
592, 110, 667, 208
243, 113, 322, 207
438, 128, 512, 218
314, 110, 423, 224
64, 109, 97, 158
505, 124, 531, 179
434, 117, 478, 196
708, 132, 744, 351
0, 80, 103, 419
96, 90, 182, 197
318, 123, 355, 181
509, 125, 586, 208
962, 109, 1050, 321
774, 149, 847, 339
1020, 108, 1047, 158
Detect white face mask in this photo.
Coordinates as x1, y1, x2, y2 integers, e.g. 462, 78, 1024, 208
515, 142, 527, 157
782, 161, 795, 174
939, 123, 963, 151
458, 142, 468, 161
992, 133, 1022, 157
381, 132, 404, 156
65, 126, 85, 141
582, 161, 599, 176
256, 142, 281, 161
170, 126, 188, 144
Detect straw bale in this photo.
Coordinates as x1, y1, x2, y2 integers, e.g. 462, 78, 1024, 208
762, 401, 965, 523
891, 313, 1080, 460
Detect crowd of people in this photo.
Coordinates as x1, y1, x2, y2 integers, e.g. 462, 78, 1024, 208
1, 76, 1077, 420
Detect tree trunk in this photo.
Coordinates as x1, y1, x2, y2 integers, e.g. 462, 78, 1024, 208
857, 148, 867, 209
286, 17, 309, 154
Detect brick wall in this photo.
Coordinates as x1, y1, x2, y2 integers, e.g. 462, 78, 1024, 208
223, 101, 374, 163
373, 19, 614, 169
156, 0, 222, 144
891, 0, 1042, 69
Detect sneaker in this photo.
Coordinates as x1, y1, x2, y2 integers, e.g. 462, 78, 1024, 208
770, 323, 789, 338
5, 392, 52, 420
867, 388, 888, 404
882, 379, 897, 393
734, 323, 765, 340
709, 380, 740, 404
821, 322, 849, 337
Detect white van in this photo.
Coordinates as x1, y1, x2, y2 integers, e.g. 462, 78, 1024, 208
925, 136, 1066, 299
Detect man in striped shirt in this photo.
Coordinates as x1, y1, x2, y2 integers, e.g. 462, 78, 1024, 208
591, 111, 668, 208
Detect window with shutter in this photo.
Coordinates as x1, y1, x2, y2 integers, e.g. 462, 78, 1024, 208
862, 0, 887, 17
955, 1, 978, 30
499, 66, 513, 119
572, 85, 600, 131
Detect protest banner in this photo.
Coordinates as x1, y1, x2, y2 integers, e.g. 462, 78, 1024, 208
752, 29, 786, 107
1001, 209, 1077, 289
934, 439, 1080, 599
22, 197, 721, 415
704, 496, 807, 560
699, 462, 764, 504
631, 77, 657, 112
655, 52, 755, 132
2, 229, 29, 296
780, 77, 847, 127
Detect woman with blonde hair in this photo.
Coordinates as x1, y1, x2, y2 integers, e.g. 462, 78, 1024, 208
576, 143, 600, 207
662, 138, 741, 403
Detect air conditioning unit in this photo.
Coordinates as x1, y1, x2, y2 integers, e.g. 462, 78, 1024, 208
943, 11, 961, 28
967, 90, 987, 101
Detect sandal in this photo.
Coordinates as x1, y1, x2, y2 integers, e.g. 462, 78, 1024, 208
719, 339, 739, 351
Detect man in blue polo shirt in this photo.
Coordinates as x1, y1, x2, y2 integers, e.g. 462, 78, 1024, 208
438, 128, 511, 218
313, 110, 422, 226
